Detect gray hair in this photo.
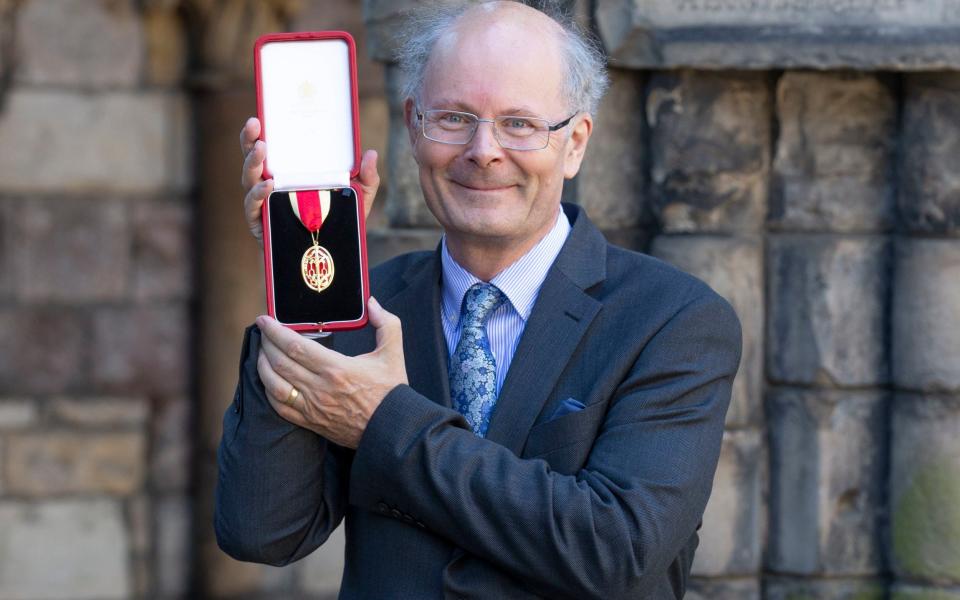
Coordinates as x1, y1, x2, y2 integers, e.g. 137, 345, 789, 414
395, 1, 609, 117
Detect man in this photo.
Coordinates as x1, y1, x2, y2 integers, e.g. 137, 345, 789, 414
215, 2, 742, 598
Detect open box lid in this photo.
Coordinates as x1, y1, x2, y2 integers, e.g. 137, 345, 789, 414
255, 32, 361, 191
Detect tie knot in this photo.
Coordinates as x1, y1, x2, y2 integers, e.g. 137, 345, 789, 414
460, 283, 506, 328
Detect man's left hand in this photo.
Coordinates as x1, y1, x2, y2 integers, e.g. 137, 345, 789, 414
256, 297, 409, 449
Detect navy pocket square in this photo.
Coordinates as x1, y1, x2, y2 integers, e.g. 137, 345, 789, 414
548, 397, 586, 421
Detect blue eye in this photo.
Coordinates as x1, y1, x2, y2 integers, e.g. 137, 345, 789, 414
504, 118, 531, 129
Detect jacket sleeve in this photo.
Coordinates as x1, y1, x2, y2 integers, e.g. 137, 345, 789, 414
347, 293, 742, 599
214, 326, 353, 566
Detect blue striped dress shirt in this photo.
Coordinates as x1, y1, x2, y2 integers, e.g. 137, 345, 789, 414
440, 208, 572, 395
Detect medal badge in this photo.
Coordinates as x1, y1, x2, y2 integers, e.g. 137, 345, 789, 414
290, 190, 335, 293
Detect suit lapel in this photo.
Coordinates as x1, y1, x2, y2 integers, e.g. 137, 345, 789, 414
381, 252, 452, 408
485, 205, 607, 455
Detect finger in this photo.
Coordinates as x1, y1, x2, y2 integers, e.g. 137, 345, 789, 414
368, 296, 403, 356
353, 149, 380, 220
257, 349, 293, 406
257, 353, 311, 428
244, 178, 272, 222
240, 117, 261, 156
260, 330, 319, 388
241, 140, 267, 191
244, 178, 273, 245
256, 315, 341, 371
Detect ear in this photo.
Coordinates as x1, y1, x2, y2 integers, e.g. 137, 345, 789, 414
404, 98, 420, 148
562, 113, 593, 180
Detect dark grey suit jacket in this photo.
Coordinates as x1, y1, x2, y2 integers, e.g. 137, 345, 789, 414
215, 204, 742, 599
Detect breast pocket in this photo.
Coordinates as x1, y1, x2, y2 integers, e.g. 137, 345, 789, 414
523, 400, 606, 460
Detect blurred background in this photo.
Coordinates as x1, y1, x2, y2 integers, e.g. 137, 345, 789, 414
0, 0, 958, 598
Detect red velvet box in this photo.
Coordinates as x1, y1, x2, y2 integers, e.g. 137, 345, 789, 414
254, 31, 370, 333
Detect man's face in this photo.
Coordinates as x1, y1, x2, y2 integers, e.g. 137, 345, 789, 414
405, 12, 592, 252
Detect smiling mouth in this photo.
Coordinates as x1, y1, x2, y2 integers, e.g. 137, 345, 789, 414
452, 181, 516, 192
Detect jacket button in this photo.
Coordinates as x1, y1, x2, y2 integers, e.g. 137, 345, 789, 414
376, 502, 389, 513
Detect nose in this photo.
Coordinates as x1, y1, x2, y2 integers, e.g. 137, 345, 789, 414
462, 119, 504, 168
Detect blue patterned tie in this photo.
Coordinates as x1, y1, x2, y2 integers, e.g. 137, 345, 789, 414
449, 283, 507, 437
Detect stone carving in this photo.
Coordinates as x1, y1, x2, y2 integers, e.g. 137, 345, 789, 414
596, 0, 960, 69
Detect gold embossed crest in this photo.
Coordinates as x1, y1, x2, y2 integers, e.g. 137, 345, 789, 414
301, 238, 335, 292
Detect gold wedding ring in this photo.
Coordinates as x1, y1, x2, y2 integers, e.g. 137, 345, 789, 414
286, 387, 300, 407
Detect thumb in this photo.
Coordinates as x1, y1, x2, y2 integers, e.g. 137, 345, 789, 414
356, 149, 380, 220
368, 296, 403, 353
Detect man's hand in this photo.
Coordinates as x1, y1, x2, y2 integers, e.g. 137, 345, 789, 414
255, 297, 408, 449
240, 117, 381, 246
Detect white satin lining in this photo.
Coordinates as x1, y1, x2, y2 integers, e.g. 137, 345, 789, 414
259, 39, 355, 190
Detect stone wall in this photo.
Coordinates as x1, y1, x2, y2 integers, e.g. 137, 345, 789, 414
0, 0, 193, 597
0, 0, 957, 599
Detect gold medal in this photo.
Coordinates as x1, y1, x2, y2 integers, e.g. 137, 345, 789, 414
301, 230, 335, 292
291, 190, 334, 293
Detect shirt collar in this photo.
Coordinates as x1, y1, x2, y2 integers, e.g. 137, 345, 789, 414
441, 208, 571, 324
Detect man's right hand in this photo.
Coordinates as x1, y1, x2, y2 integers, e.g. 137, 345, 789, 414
240, 117, 381, 246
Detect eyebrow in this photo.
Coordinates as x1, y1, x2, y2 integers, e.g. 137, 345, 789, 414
423, 101, 546, 118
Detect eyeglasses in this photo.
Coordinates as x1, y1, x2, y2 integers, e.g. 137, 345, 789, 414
417, 109, 577, 151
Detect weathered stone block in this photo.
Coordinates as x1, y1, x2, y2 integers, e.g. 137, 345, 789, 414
767, 388, 886, 575
893, 239, 960, 393
692, 429, 764, 577
191, 0, 291, 81
647, 71, 770, 233
0, 399, 38, 430
133, 200, 192, 301
132, 556, 150, 599
764, 577, 885, 600
595, 0, 960, 70
129, 495, 150, 556
169, 94, 194, 193
767, 235, 889, 387
651, 235, 762, 427
156, 495, 190, 596
0, 91, 177, 194
49, 397, 149, 428
900, 74, 960, 235
91, 305, 189, 396
686, 578, 759, 600
0, 200, 10, 301
151, 396, 190, 492
359, 98, 390, 204
0, 500, 131, 599
298, 524, 346, 594
384, 65, 438, 228
12, 198, 130, 302
15, 0, 142, 87
0, 307, 88, 394
892, 584, 960, 600
890, 395, 960, 584
6, 432, 145, 496
576, 68, 646, 229
772, 72, 895, 232
144, 6, 188, 87
367, 227, 441, 268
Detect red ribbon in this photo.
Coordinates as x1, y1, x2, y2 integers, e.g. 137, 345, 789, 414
296, 190, 325, 232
